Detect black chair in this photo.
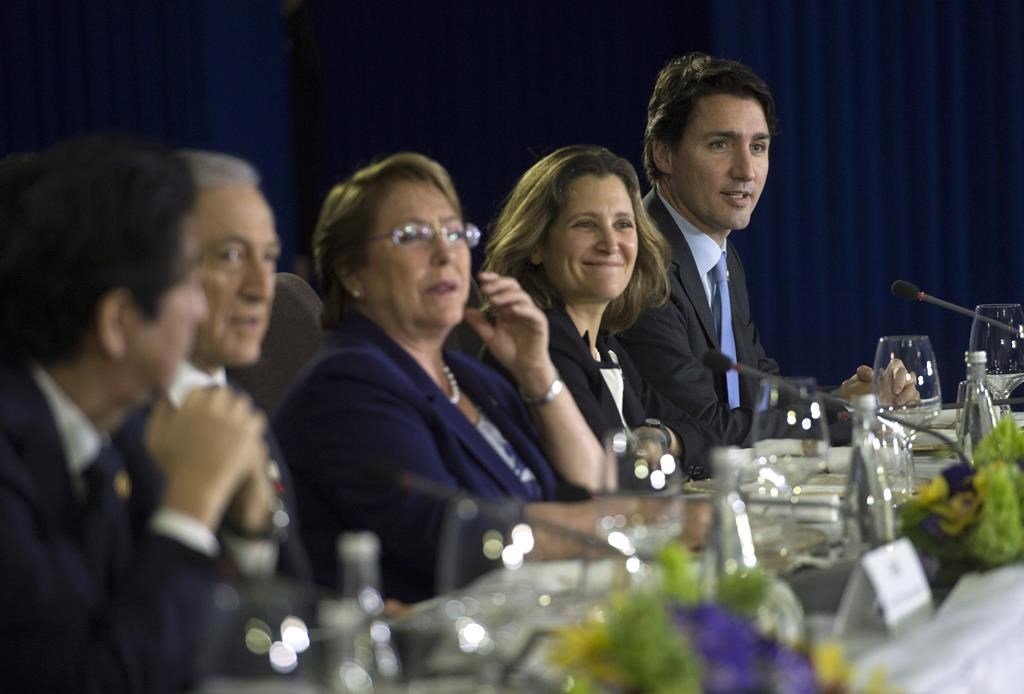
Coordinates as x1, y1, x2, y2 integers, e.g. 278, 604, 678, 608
229, 272, 323, 415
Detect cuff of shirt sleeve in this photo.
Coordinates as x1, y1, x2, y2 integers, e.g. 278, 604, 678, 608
149, 508, 220, 558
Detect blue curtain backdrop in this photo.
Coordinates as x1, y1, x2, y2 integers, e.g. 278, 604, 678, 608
3, 0, 1023, 398
0, 0, 297, 268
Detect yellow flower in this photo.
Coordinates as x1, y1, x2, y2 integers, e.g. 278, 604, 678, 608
918, 474, 951, 506
549, 620, 627, 686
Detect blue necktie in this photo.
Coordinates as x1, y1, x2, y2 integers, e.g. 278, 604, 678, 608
712, 253, 741, 408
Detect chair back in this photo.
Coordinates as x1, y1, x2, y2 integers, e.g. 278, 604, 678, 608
229, 272, 323, 415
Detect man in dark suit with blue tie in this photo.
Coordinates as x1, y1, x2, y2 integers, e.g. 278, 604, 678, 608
620, 54, 883, 446
0, 136, 271, 693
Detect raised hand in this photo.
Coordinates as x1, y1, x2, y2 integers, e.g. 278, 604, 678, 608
464, 271, 558, 397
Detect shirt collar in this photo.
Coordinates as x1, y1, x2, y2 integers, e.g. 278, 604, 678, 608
656, 188, 728, 276
167, 361, 228, 408
29, 363, 103, 479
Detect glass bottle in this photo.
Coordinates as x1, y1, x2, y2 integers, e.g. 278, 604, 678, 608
957, 350, 998, 462
842, 394, 897, 553
320, 531, 401, 693
700, 447, 759, 598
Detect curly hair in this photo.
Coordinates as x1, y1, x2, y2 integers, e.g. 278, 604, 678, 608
483, 145, 669, 334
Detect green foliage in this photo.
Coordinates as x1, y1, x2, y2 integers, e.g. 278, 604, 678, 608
967, 462, 1024, 566
972, 416, 1024, 467
658, 543, 700, 604
716, 568, 770, 619
605, 590, 702, 693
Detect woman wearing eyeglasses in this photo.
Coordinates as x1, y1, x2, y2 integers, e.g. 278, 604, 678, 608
273, 152, 604, 602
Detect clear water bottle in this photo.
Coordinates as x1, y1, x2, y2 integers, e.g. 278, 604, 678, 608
842, 394, 897, 553
700, 447, 759, 598
957, 350, 998, 462
320, 532, 401, 693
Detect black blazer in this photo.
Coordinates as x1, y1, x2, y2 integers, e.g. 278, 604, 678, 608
619, 190, 781, 446
0, 362, 217, 693
544, 305, 718, 479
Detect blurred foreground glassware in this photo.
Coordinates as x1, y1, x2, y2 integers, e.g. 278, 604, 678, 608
957, 350, 998, 461
745, 378, 828, 567
873, 335, 942, 452
969, 303, 1024, 416
602, 426, 682, 494
431, 497, 544, 685
842, 394, 897, 555
319, 532, 400, 693
700, 447, 758, 597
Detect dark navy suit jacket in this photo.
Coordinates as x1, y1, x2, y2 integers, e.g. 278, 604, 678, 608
619, 191, 782, 446
620, 191, 850, 446
273, 312, 559, 603
0, 362, 216, 694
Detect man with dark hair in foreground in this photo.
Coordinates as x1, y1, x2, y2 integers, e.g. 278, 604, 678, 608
0, 136, 269, 693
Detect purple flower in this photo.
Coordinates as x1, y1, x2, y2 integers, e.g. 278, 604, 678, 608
942, 463, 975, 494
672, 603, 815, 693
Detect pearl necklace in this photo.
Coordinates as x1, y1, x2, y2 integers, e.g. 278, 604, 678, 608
442, 363, 460, 404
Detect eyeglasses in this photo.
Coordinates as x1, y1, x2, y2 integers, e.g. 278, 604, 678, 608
370, 223, 481, 249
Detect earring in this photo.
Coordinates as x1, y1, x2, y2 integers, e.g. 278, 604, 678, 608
350, 287, 362, 298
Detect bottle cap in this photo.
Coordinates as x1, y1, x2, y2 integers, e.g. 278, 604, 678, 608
337, 531, 380, 562
965, 350, 987, 365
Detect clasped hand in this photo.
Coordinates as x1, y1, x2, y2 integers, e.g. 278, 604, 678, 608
838, 359, 920, 406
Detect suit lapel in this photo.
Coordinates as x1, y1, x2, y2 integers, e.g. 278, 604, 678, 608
334, 315, 533, 498
644, 192, 719, 348
0, 366, 77, 534
430, 363, 532, 498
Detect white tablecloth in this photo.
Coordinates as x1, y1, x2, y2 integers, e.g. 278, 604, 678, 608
852, 564, 1024, 693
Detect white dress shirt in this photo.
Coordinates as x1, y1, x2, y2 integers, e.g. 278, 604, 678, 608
656, 189, 729, 309
30, 364, 218, 557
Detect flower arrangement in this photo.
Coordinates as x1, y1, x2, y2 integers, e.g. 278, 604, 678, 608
900, 417, 1024, 584
548, 545, 887, 693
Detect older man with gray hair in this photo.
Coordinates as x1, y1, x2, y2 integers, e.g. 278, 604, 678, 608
122, 150, 310, 579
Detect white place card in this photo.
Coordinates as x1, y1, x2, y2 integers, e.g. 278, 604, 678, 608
833, 537, 933, 637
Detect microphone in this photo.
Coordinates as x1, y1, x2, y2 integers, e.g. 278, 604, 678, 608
700, 350, 850, 411
702, 350, 972, 466
374, 464, 661, 562
890, 280, 1020, 335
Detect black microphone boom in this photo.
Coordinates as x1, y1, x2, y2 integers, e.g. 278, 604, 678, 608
890, 279, 1019, 335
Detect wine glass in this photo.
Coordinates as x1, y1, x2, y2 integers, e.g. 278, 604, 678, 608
596, 429, 693, 581
969, 303, 1024, 417
745, 378, 830, 570
601, 427, 682, 494
873, 335, 942, 450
